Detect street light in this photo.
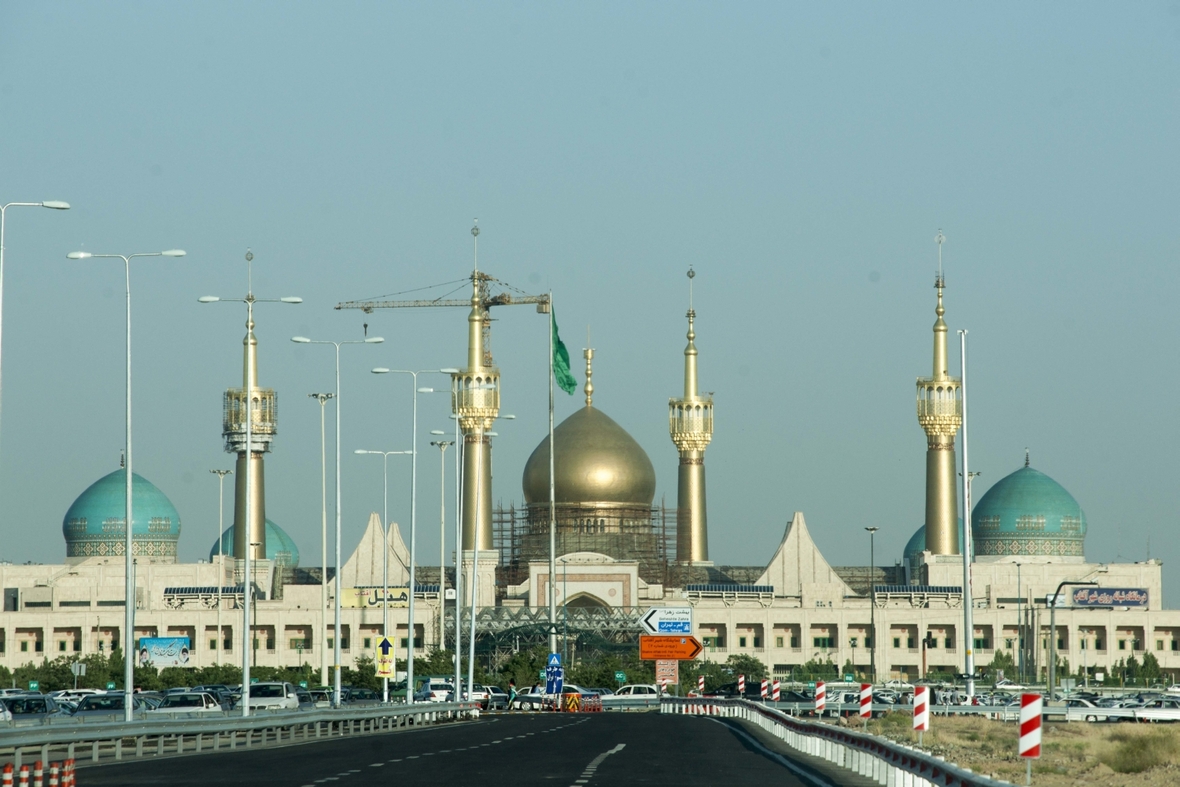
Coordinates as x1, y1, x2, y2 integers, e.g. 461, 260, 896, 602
1015, 562, 1023, 683
292, 334, 383, 706
308, 393, 334, 686
68, 247, 185, 721
1049, 580, 1098, 701
354, 448, 412, 703
429, 432, 453, 664
0, 200, 69, 453
201, 279, 300, 714
370, 368, 453, 703
865, 526, 879, 683
210, 469, 232, 667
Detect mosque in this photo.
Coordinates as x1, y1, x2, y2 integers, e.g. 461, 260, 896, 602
0, 255, 1175, 689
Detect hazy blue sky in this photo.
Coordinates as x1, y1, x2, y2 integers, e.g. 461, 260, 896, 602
2, 3, 1179, 599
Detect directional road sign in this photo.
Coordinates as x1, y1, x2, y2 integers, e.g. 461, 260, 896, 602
545, 652, 564, 695
639, 635, 702, 661
655, 660, 679, 686
640, 607, 692, 635
27, 681, 39, 691
375, 637, 395, 678
615, 671, 627, 684
106, 681, 116, 690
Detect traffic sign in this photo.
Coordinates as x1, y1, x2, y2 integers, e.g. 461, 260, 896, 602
27, 681, 38, 691
614, 671, 626, 684
640, 607, 692, 635
638, 635, 702, 661
375, 637, 395, 678
106, 681, 116, 690
913, 686, 929, 733
547, 652, 562, 667
655, 660, 679, 686
299, 680, 309, 689
545, 652, 564, 695
1019, 694, 1042, 759
539, 669, 546, 682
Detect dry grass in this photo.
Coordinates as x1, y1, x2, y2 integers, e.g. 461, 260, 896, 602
838, 711, 1180, 786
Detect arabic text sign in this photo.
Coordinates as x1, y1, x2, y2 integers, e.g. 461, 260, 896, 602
1071, 587, 1148, 608
341, 587, 410, 609
655, 659, 679, 685
138, 637, 191, 668
641, 607, 693, 635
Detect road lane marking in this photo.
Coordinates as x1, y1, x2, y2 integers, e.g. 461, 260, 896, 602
704, 718, 835, 787
369, 763, 384, 767
568, 743, 626, 787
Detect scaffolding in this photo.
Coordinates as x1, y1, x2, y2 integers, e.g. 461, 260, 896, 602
493, 500, 676, 589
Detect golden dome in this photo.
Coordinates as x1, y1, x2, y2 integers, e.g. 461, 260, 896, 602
522, 406, 656, 507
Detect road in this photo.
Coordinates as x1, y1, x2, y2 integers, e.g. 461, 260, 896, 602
77, 712, 852, 786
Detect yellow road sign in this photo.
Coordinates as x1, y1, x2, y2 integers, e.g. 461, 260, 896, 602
375, 636, 395, 678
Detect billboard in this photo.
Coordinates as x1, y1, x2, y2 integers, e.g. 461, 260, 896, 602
137, 637, 191, 668
1071, 587, 1149, 608
341, 587, 410, 609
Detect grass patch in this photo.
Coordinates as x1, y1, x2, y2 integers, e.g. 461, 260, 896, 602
1099, 732, 1180, 774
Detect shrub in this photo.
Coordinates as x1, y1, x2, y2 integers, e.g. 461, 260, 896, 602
1100, 732, 1179, 774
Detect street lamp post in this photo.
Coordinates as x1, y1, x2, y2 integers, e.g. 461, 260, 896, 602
1, 200, 69, 452
429, 434, 454, 658
68, 247, 185, 722
308, 393, 334, 687
292, 335, 384, 707
1049, 580, 1098, 702
354, 448, 412, 703
210, 469, 233, 667
865, 526, 879, 683
1016, 562, 1023, 683
370, 369, 457, 704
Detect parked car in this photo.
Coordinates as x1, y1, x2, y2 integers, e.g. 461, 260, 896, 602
147, 692, 224, 715
344, 687, 381, 705
246, 682, 300, 711
72, 694, 148, 720
615, 684, 660, 696
0, 694, 65, 721
415, 678, 454, 703
308, 690, 332, 709
485, 686, 510, 710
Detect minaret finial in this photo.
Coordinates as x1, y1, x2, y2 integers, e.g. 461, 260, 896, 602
245, 248, 254, 297
583, 346, 594, 406
935, 229, 945, 285
471, 219, 479, 274
1025, 448, 1030, 467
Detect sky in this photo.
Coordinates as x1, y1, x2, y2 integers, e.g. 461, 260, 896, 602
1, 3, 1179, 600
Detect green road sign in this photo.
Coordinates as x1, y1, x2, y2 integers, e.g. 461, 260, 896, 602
106, 682, 116, 690
844, 674, 855, 682
615, 671, 626, 684
299, 680, 309, 689
27, 681, 39, 691
250, 677, 259, 684
538, 670, 546, 682
808, 682, 816, 689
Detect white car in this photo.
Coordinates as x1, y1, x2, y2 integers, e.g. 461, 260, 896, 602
614, 684, 660, 696
246, 682, 300, 711
147, 692, 225, 715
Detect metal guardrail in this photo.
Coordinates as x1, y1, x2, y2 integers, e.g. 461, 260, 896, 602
663, 697, 1013, 787
599, 695, 662, 711
0, 702, 479, 770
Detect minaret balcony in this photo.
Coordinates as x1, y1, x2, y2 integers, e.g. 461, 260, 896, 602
669, 398, 714, 447
452, 369, 500, 432
223, 387, 278, 440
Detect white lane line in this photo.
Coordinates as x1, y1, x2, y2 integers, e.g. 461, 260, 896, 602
567, 743, 626, 787
369, 763, 384, 767
703, 718, 834, 787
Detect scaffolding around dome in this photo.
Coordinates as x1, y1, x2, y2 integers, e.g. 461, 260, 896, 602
493, 502, 677, 588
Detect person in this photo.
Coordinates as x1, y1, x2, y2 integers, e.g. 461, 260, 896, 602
508, 679, 517, 710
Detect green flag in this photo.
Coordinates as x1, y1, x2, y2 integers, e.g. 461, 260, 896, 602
552, 308, 577, 395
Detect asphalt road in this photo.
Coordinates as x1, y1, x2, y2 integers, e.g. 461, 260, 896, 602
77, 712, 844, 786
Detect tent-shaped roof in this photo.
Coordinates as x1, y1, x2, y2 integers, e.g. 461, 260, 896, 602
340, 512, 410, 588
755, 512, 855, 596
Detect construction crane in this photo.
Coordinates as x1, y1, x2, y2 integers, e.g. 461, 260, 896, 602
335, 270, 550, 368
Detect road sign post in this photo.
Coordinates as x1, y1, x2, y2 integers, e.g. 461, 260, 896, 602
375, 637, 395, 680
640, 607, 693, 635
545, 653, 564, 696
638, 635, 702, 661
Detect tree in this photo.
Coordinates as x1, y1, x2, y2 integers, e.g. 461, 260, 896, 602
1141, 652, 1162, 685
986, 650, 1015, 680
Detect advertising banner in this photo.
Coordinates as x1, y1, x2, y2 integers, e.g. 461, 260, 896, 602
1071, 587, 1149, 608
138, 637, 191, 668
341, 587, 410, 609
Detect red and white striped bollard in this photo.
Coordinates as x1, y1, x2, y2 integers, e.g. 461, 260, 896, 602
771, 680, 780, 701
814, 680, 826, 715
737, 674, 745, 696
1019, 693, 1042, 784
698, 675, 704, 694
760, 678, 768, 700
913, 685, 929, 744
859, 683, 872, 721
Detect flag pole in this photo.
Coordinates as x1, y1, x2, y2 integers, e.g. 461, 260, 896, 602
548, 291, 558, 657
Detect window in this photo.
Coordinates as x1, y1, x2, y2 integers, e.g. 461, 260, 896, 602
775, 636, 784, 648
363, 637, 372, 649
739, 637, 747, 648
753, 637, 761, 648
34, 641, 42, 653
1057, 638, 1064, 650
1157, 640, 1165, 651
865, 637, 872, 648
223, 637, 231, 651
813, 637, 833, 649
327, 638, 334, 649
893, 638, 901, 649
266, 638, 275, 651
1118, 640, 1126, 651
1096, 639, 1104, 650
341, 639, 351, 651
20, 641, 28, 653
849, 637, 859, 648
1079, 639, 1087, 650
907, 637, 916, 649
1173, 641, 1178, 652
253, 638, 260, 649
703, 636, 719, 648
1005, 638, 1014, 649
58, 641, 67, 652
73, 641, 81, 652
210, 639, 218, 651
290, 638, 310, 650
790, 636, 799, 648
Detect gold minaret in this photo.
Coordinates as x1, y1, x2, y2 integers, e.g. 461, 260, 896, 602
670, 268, 713, 564
916, 232, 961, 555
224, 292, 278, 561
453, 222, 500, 551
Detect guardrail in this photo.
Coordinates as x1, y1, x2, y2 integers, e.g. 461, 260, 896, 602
663, 697, 1013, 787
0, 702, 478, 771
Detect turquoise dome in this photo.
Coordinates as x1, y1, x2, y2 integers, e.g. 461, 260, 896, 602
63, 469, 181, 562
971, 465, 1086, 558
209, 520, 300, 569
903, 519, 965, 560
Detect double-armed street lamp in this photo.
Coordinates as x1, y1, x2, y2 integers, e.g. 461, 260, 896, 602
210, 469, 233, 667
66, 247, 186, 721
370, 367, 458, 703
429, 431, 454, 666
865, 526, 880, 683
308, 393, 334, 686
292, 335, 384, 707
353, 448, 412, 703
